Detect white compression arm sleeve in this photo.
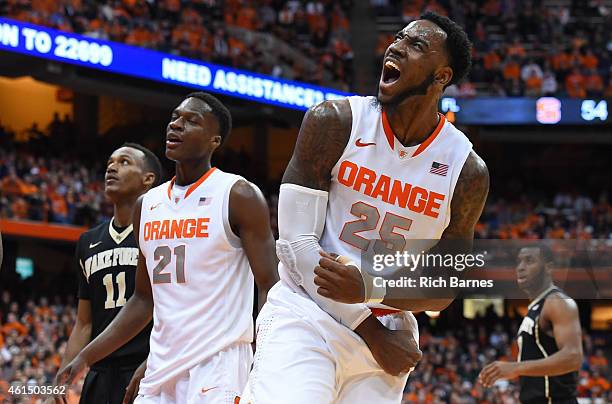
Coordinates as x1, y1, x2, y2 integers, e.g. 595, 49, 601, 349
276, 183, 371, 330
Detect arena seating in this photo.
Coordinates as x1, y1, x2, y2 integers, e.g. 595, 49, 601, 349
0, 291, 609, 402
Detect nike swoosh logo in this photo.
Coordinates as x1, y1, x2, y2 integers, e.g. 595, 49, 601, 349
201, 386, 218, 394
355, 138, 376, 147
150, 203, 162, 210
89, 241, 102, 249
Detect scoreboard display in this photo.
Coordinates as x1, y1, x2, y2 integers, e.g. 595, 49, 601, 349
440, 97, 609, 126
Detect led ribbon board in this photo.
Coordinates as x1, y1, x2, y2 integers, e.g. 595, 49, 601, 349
0, 17, 349, 110
440, 97, 608, 125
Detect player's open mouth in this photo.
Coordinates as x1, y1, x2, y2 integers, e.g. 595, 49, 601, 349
382, 60, 401, 84
105, 174, 119, 184
166, 133, 183, 148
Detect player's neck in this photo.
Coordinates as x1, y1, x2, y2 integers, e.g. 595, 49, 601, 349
385, 97, 440, 147
527, 282, 554, 302
113, 199, 136, 227
174, 158, 212, 186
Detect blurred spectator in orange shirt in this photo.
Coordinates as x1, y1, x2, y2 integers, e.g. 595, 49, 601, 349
525, 71, 543, 97
550, 48, 572, 77
10, 198, 29, 219
236, 3, 258, 30
2, 313, 28, 336
589, 349, 609, 369
506, 38, 526, 59
584, 68, 604, 97
50, 191, 69, 223
402, 1, 421, 23
580, 49, 599, 69
482, 0, 502, 16
484, 49, 502, 71
565, 68, 586, 98
503, 58, 521, 81
1, 169, 26, 196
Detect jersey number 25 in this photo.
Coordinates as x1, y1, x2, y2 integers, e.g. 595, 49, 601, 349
339, 201, 413, 253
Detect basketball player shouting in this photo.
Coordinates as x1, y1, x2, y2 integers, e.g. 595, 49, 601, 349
479, 245, 582, 403
244, 11, 489, 404
58, 92, 278, 403
50, 143, 162, 404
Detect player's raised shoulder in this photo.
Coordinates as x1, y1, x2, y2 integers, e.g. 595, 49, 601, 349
282, 99, 352, 189
462, 150, 489, 187
305, 99, 352, 126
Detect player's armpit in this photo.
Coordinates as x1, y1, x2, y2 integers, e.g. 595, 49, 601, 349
228, 179, 278, 310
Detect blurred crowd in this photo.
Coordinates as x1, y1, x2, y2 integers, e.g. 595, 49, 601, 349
373, 0, 611, 98
2, 0, 354, 91
1, 124, 611, 241
0, 290, 609, 403
0, 292, 80, 403
0, 120, 109, 227
4, 0, 610, 96
477, 192, 612, 240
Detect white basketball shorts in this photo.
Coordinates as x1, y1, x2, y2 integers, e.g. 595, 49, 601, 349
135, 342, 252, 404
241, 282, 418, 404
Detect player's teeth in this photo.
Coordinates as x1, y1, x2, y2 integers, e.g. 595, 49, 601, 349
385, 61, 400, 71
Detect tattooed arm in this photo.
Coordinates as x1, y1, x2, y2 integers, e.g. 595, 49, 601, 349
280, 99, 373, 329
379, 151, 490, 311
280, 99, 422, 375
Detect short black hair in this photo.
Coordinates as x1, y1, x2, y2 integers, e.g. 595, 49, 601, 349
185, 92, 232, 146
122, 142, 163, 187
420, 11, 472, 87
536, 243, 554, 264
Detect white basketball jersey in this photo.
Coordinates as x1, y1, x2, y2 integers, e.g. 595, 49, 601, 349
138, 168, 254, 395
320, 96, 472, 306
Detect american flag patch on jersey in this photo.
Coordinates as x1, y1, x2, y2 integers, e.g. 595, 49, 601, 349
198, 197, 212, 206
430, 162, 449, 176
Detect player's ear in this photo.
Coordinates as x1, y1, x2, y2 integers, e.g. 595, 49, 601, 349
143, 172, 156, 189
211, 135, 222, 149
436, 66, 453, 88
544, 261, 553, 276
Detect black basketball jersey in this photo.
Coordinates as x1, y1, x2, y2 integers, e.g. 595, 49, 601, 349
76, 219, 152, 368
517, 286, 578, 403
